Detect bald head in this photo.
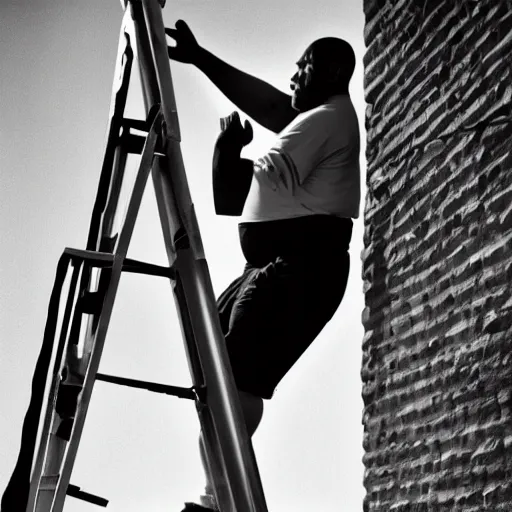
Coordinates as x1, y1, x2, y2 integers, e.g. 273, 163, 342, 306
307, 37, 355, 91
291, 37, 355, 111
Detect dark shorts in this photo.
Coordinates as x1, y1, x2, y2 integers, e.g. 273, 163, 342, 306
216, 214, 352, 400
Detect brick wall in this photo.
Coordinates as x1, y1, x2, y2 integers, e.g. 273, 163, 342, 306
361, 1, 512, 510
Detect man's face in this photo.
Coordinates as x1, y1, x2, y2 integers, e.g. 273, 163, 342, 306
290, 50, 315, 112
290, 48, 327, 112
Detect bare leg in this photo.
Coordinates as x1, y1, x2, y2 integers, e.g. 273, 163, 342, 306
198, 390, 264, 510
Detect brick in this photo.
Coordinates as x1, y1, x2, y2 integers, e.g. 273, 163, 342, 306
362, 0, 512, 509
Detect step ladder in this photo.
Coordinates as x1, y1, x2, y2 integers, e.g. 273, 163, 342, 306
1, 1, 268, 511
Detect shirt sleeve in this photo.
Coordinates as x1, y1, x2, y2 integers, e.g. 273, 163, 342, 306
253, 108, 330, 196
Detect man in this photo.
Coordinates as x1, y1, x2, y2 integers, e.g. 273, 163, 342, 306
166, 20, 360, 512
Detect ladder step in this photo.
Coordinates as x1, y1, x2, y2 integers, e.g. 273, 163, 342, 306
61, 249, 174, 278
63, 248, 115, 267
122, 257, 175, 279
121, 118, 165, 155
67, 484, 109, 507
95, 372, 198, 400
123, 117, 150, 132
61, 246, 175, 279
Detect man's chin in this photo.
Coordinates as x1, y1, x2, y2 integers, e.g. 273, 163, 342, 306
291, 95, 304, 112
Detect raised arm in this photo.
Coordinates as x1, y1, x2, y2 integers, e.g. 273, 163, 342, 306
195, 47, 297, 133
166, 20, 298, 133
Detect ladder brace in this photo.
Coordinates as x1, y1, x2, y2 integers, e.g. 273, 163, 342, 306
122, 257, 175, 279
63, 248, 175, 279
95, 373, 205, 401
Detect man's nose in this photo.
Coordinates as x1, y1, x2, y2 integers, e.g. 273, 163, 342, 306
290, 73, 298, 89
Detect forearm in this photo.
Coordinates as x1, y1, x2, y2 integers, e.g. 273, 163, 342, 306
212, 142, 253, 216
196, 47, 297, 133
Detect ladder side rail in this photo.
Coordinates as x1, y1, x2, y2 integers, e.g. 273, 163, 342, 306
122, 30, 217, 512
139, 7, 265, 512
98, 144, 128, 252
125, 1, 180, 265
78, 137, 129, 372
197, 400, 237, 509
126, 4, 162, 125
125, 2, 196, 386
29, 21, 136, 511
171, 268, 235, 510
77, 12, 136, 377
25, 260, 83, 512
86, 19, 134, 254
46, 108, 163, 512
133, 2, 268, 511
34, 259, 102, 512
137, 6, 262, 512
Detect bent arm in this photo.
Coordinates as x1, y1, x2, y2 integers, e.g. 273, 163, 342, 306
196, 47, 298, 133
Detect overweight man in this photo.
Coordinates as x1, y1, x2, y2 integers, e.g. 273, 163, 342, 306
165, 20, 360, 512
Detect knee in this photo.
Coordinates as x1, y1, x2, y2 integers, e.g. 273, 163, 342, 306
238, 390, 264, 435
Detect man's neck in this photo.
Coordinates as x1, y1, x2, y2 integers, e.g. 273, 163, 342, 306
298, 91, 350, 113
328, 90, 349, 99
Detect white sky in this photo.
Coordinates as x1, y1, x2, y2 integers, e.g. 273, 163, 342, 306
0, 0, 367, 510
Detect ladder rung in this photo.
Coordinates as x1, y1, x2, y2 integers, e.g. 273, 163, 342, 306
67, 484, 109, 507
122, 133, 166, 156
122, 257, 175, 279
63, 248, 115, 267
123, 117, 149, 132
121, 118, 166, 155
95, 372, 198, 400
62, 250, 173, 278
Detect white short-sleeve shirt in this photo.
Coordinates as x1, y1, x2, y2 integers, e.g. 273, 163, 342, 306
241, 94, 361, 222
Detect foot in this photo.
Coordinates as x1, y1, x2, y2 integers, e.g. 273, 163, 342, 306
180, 503, 216, 512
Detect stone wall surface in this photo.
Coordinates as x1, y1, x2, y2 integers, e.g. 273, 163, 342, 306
361, 1, 512, 510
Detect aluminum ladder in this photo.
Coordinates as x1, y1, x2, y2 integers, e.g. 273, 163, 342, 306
1, 1, 268, 510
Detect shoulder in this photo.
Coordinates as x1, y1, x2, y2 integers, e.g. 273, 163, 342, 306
281, 104, 333, 138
